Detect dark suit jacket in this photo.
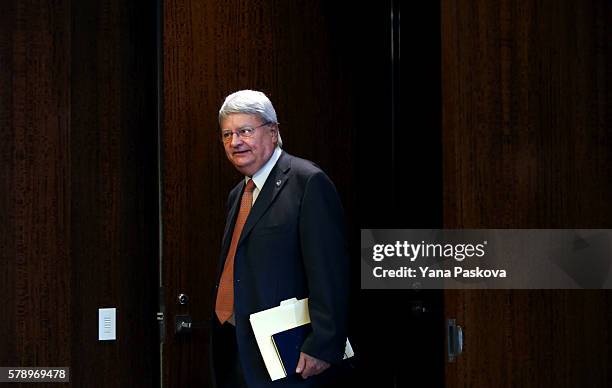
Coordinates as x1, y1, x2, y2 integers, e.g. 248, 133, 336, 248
211, 151, 349, 388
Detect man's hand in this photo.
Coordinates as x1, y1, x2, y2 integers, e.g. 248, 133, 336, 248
295, 352, 330, 379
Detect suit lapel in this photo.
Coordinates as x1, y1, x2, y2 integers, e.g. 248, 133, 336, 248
238, 152, 292, 248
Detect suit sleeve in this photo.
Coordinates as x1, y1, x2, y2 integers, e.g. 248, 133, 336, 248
298, 171, 349, 363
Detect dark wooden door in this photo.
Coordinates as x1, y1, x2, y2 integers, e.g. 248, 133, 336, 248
442, 1, 612, 387
161, 1, 359, 386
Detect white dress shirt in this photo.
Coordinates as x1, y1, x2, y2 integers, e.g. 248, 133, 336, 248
245, 147, 283, 204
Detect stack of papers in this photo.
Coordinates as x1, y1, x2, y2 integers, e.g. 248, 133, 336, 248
249, 297, 354, 381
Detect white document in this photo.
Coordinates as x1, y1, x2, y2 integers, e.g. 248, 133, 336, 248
249, 297, 354, 381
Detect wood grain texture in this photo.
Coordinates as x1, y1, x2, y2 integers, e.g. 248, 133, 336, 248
0, 0, 72, 374
445, 290, 612, 387
1, 1, 158, 386
443, 0, 611, 228
442, 0, 612, 387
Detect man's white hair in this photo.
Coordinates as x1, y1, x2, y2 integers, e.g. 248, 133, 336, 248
219, 90, 283, 148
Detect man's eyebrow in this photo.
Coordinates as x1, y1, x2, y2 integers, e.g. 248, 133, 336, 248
221, 126, 253, 131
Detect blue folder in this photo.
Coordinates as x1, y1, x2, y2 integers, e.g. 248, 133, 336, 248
271, 323, 313, 376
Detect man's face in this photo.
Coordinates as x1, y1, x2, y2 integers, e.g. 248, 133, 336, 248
221, 113, 277, 176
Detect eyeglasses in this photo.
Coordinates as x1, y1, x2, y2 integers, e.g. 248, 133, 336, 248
220, 122, 272, 144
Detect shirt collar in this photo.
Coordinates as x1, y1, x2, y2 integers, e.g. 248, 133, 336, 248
245, 147, 283, 191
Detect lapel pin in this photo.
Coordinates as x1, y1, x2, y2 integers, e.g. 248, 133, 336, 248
276, 179, 282, 187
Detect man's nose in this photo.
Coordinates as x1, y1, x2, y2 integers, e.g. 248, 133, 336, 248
229, 133, 243, 147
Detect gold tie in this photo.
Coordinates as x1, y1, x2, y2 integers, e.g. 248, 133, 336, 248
215, 179, 256, 324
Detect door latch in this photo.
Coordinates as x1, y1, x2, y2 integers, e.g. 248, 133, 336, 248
175, 314, 193, 334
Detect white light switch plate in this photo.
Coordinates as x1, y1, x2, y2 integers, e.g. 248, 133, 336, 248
98, 308, 116, 341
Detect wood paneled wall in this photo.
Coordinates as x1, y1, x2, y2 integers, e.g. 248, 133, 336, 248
443, 0, 611, 228
1, 1, 158, 386
442, 1, 612, 387
0, 0, 72, 371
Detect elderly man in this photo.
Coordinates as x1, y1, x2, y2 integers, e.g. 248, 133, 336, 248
210, 90, 349, 388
